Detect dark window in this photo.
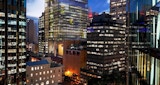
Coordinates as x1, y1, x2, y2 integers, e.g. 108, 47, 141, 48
77, 52, 80, 55
73, 51, 75, 55
13, 0, 17, 6
66, 51, 68, 54
7, 0, 12, 5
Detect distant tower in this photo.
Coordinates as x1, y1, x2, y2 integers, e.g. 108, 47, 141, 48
26, 19, 36, 44
26, 19, 38, 53
110, 0, 127, 24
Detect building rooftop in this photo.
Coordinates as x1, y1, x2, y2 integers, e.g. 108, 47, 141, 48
50, 63, 62, 68
26, 60, 49, 66
90, 12, 123, 26
51, 56, 63, 64
92, 12, 112, 23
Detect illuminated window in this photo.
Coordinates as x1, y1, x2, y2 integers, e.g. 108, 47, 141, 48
58, 80, 61, 82
31, 73, 33, 77
46, 81, 49, 85
52, 80, 54, 83
31, 67, 34, 71
35, 83, 39, 85
50, 70, 52, 73
41, 82, 44, 85
39, 77, 42, 80
43, 71, 45, 74
39, 72, 42, 75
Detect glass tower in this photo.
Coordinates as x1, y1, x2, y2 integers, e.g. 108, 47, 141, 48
44, 0, 88, 55
129, 0, 160, 47
128, 0, 160, 85
0, 0, 26, 84
47, 0, 88, 40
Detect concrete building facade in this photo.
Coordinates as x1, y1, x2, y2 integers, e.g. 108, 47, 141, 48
63, 40, 87, 76
81, 13, 126, 79
26, 60, 63, 85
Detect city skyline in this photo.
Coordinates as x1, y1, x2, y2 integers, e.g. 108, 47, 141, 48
0, 0, 160, 85
27, 0, 110, 18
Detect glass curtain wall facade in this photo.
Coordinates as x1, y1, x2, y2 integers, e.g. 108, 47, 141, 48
129, 0, 160, 85
131, 49, 160, 85
129, 0, 153, 59
44, 0, 88, 55
47, 0, 88, 40
0, 0, 26, 84
129, 0, 160, 49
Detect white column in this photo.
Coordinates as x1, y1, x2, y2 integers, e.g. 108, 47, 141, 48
150, 57, 155, 85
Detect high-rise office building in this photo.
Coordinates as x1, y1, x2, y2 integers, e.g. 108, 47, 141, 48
128, 0, 160, 85
46, 0, 88, 40
44, 0, 88, 55
110, 0, 127, 24
39, 13, 47, 54
26, 19, 38, 53
110, 0, 160, 84
0, 0, 26, 84
81, 13, 126, 79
